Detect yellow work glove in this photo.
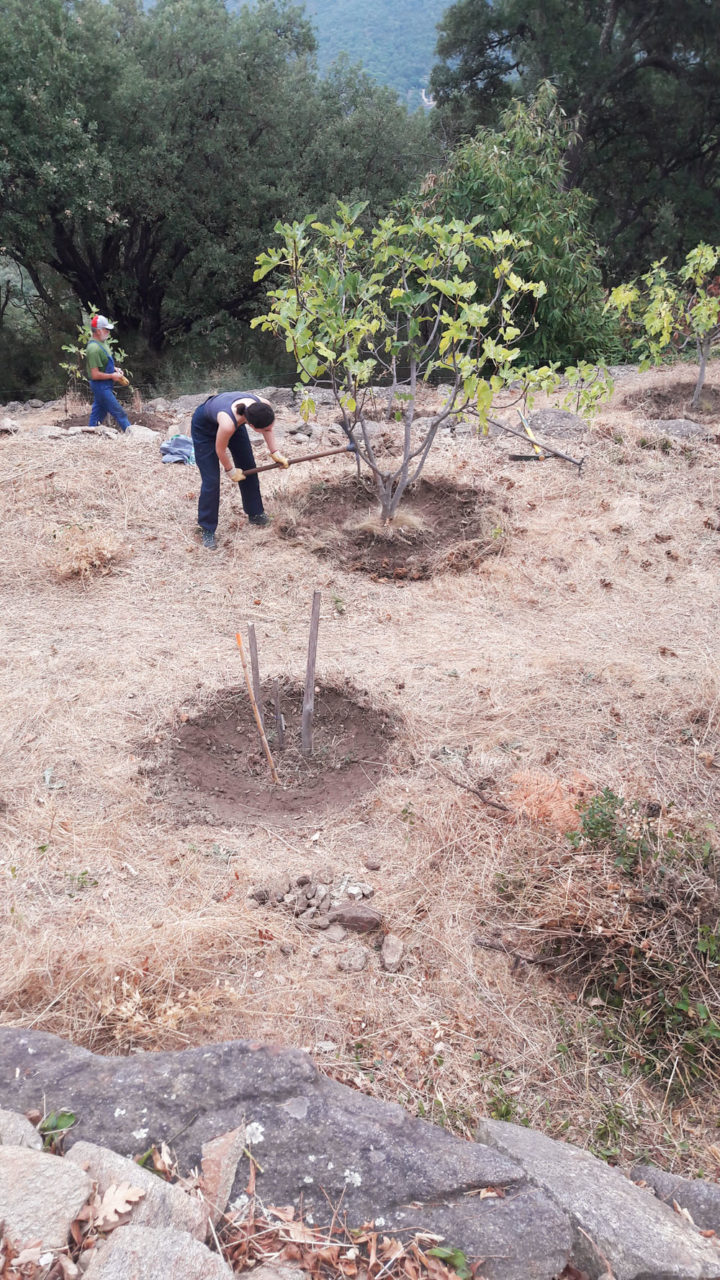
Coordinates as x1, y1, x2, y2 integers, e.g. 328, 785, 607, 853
271, 451, 289, 468
227, 467, 246, 483
114, 374, 130, 387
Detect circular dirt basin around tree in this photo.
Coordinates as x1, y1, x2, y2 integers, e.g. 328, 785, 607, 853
53, 409, 169, 432
149, 680, 398, 824
274, 476, 508, 579
622, 380, 720, 422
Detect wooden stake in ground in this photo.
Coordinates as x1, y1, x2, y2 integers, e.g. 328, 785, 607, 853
247, 623, 264, 732
301, 591, 321, 757
273, 679, 285, 751
235, 632, 279, 785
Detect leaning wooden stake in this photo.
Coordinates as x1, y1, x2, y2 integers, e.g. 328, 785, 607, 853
247, 623, 264, 732
273, 679, 285, 751
301, 591, 321, 757
235, 632, 279, 785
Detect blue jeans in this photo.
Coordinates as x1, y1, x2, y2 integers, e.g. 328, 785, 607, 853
88, 382, 130, 430
191, 409, 264, 532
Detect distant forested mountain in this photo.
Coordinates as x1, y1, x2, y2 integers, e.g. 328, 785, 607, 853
303, 0, 447, 103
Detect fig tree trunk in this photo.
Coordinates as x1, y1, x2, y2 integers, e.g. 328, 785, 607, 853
690, 335, 712, 409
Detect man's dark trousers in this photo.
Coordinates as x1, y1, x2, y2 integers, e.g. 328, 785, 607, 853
191, 410, 264, 533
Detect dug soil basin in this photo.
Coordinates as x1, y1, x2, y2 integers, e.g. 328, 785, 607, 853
53, 409, 169, 432
275, 476, 508, 579
147, 679, 398, 825
622, 379, 720, 422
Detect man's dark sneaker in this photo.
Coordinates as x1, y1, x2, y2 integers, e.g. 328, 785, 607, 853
201, 529, 217, 550
248, 512, 271, 527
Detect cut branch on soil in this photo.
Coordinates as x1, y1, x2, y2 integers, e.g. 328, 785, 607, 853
302, 590, 321, 757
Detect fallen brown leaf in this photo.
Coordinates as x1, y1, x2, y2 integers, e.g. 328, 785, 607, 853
379, 1238, 406, 1263
266, 1205, 296, 1222
672, 1199, 696, 1226
286, 1221, 320, 1244
92, 1182, 146, 1231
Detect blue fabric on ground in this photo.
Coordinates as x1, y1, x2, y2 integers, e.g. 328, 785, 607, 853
160, 435, 195, 465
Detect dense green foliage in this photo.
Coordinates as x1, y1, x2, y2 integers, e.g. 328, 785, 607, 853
301, 0, 446, 104
419, 87, 621, 364
430, 0, 720, 278
0, 0, 434, 396
253, 201, 610, 518
609, 243, 720, 407
564, 790, 720, 1094
3, 0, 715, 400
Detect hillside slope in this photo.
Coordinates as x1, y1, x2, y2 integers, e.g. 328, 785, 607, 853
1, 360, 719, 1173
304, 0, 446, 101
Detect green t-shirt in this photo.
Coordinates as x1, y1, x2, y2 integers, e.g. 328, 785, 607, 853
86, 339, 111, 378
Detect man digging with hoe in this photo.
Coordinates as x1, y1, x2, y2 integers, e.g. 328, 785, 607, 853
190, 391, 289, 549
190, 391, 357, 549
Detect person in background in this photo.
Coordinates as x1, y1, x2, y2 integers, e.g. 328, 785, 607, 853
85, 314, 132, 432
190, 391, 289, 549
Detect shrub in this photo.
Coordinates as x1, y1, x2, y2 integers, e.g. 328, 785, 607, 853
500, 789, 720, 1095
609, 243, 720, 410
421, 86, 622, 366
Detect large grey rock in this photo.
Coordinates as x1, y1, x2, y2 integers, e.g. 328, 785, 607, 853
381, 934, 404, 972
644, 418, 711, 439
0, 1029, 571, 1280
526, 409, 586, 439
0, 1145, 93, 1248
303, 386, 335, 405
124, 423, 159, 442
82, 1225, 232, 1279
327, 902, 382, 932
66, 1139, 207, 1238
0, 416, 19, 434
36, 424, 66, 439
476, 1118, 720, 1280
633, 1165, 720, 1236
260, 386, 296, 408
0, 1106, 42, 1149
172, 393, 210, 414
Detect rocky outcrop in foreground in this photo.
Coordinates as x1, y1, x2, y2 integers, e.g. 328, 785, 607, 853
0, 1029, 719, 1280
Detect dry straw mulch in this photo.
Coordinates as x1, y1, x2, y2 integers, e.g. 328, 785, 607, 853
1, 362, 719, 1176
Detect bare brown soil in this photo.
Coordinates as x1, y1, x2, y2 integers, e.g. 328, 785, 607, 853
149, 679, 397, 824
275, 476, 508, 579
53, 409, 168, 431
622, 378, 720, 421
2, 359, 720, 1174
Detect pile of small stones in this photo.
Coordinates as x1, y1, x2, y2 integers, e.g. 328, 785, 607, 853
248, 871, 404, 973
249, 872, 379, 931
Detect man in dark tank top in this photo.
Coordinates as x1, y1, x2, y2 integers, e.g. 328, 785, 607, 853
190, 392, 289, 549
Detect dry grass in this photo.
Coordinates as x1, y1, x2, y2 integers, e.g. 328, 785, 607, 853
477, 796, 720, 1088
46, 523, 130, 582
345, 510, 428, 537
1, 360, 719, 1176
